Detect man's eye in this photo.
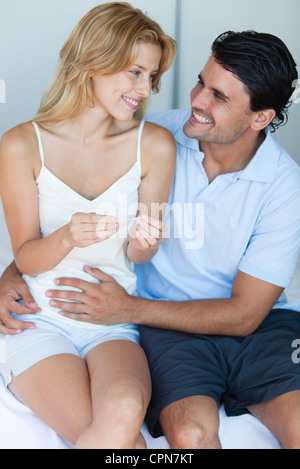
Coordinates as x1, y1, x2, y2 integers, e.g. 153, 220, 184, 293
214, 93, 226, 102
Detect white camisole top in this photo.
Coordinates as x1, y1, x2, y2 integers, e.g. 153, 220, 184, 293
23, 120, 145, 328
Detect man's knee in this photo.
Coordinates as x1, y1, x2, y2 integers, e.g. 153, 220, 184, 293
159, 396, 221, 449
168, 422, 221, 449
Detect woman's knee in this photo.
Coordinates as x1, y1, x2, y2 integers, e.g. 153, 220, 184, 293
101, 385, 149, 426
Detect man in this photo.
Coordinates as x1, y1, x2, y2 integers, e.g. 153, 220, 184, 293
1, 31, 300, 448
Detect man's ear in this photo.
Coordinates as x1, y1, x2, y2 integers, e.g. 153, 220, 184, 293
251, 109, 276, 131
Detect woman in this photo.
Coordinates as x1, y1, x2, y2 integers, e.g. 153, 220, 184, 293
0, 2, 177, 449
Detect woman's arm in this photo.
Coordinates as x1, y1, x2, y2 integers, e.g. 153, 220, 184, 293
0, 125, 118, 276
126, 122, 176, 264
0, 125, 72, 276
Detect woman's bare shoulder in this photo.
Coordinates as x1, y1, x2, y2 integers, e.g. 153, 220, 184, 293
143, 120, 175, 142
0, 122, 38, 161
142, 121, 176, 160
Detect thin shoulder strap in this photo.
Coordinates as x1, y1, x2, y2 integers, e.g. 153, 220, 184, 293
137, 119, 145, 164
31, 122, 45, 165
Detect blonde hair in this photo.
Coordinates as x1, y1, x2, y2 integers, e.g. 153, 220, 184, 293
33, 2, 177, 124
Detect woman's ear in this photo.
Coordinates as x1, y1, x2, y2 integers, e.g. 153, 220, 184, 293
251, 109, 276, 131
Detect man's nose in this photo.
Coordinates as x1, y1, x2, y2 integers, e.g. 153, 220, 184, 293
191, 85, 210, 109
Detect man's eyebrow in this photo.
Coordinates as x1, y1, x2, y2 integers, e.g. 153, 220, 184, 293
198, 73, 231, 102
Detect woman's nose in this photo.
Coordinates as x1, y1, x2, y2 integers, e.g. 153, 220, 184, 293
136, 77, 152, 98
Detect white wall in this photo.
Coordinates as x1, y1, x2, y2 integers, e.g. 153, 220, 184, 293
0, 0, 299, 157
176, 0, 300, 164
0, 0, 177, 137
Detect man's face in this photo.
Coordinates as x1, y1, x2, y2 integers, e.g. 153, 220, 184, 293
183, 56, 256, 145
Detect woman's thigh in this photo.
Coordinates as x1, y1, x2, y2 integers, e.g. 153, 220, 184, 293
9, 353, 92, 445
84, 340, 151, 447
87, 340, 151, 412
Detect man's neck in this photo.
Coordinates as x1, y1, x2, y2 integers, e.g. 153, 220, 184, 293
200, 131, 265, 183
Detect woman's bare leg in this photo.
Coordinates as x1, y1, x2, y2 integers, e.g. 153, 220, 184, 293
75, 340, 151, 449
9, 354, 92, 445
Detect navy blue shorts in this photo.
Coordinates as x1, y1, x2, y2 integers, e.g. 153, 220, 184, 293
139, 308, 300, 438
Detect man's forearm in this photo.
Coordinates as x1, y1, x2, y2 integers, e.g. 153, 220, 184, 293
128, 272, 283, 337
47, 268, 282, 336
129, 295, 253, 337
1, 261, 22, 280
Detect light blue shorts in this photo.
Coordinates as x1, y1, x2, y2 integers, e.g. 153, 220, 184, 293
0, 313, 140, 388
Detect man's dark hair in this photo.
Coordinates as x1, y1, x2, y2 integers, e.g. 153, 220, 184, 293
212, 31, 298, 132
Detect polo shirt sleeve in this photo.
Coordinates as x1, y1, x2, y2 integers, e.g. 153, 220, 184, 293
238, 168, 300, 288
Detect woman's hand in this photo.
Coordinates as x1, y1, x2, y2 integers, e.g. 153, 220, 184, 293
64, 212, 119, 249
127, 215, 167, 254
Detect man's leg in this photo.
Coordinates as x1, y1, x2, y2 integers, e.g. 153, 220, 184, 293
224, 309, 300, 449
139, 326, 226, 445
248, 390, 300, 449
160, 395, 221, 449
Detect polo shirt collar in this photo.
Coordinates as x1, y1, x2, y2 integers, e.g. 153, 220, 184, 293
174, 109, 201, 152
233, 128, 280, 183
174, 111, 280, 184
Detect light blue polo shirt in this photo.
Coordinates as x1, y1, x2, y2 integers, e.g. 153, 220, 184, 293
136, 109, 300, 307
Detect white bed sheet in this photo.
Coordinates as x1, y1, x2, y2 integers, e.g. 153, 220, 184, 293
0, 204, 299, 449
0, 376, 281, 450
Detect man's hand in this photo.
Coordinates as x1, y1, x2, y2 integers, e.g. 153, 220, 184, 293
46, 266, 135, 325
0, 263, 39, 334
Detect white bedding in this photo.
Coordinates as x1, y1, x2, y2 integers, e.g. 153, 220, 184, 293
0, 377, 281, 449
0, 204, 299, 449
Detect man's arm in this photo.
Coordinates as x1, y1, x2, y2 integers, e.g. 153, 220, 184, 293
46, 266, 283, 337
0, 262, 39, 334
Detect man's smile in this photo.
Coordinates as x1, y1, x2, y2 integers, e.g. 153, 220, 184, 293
192, 110, 214, 125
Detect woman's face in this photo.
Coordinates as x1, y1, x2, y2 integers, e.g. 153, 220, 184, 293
91, 42, 162, 120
